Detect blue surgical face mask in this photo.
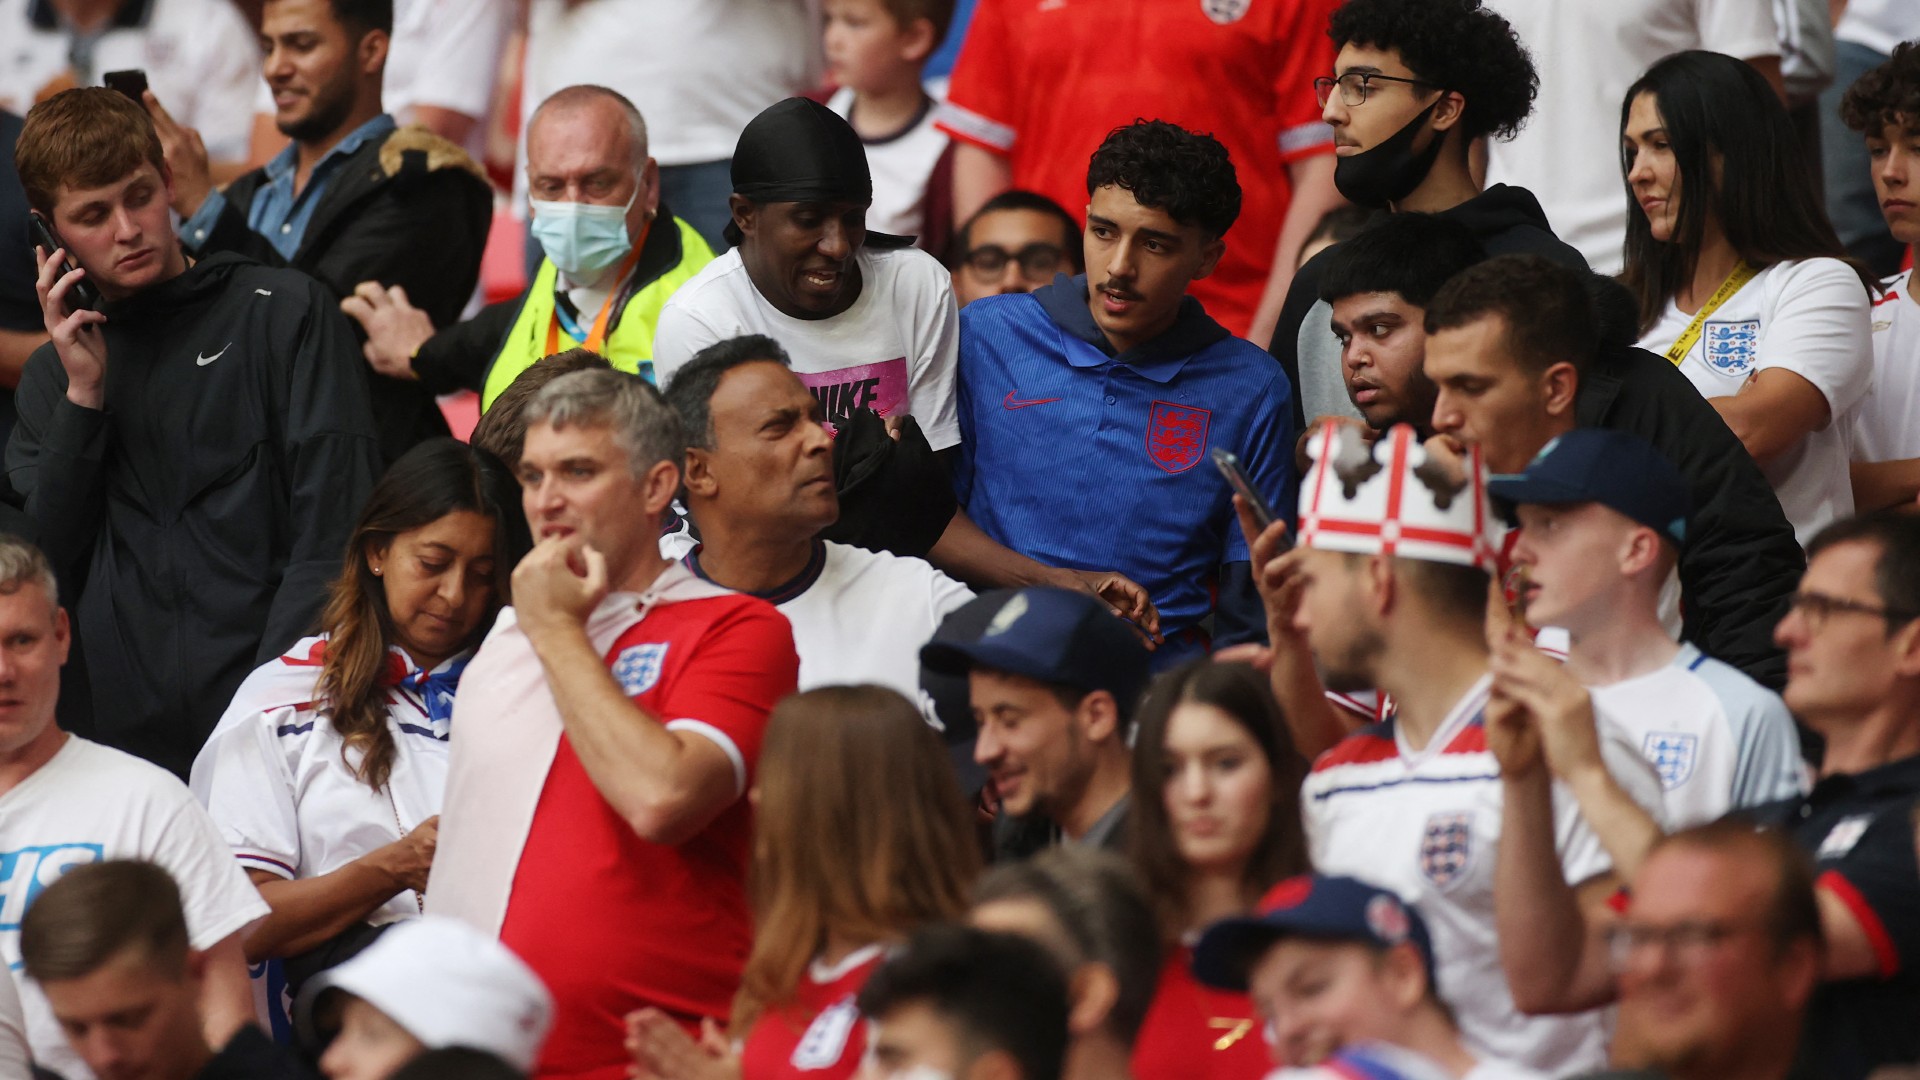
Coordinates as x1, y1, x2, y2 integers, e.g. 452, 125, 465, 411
530, 189, 637, 277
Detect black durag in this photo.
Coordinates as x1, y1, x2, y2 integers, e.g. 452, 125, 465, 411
725, 96, 916, 249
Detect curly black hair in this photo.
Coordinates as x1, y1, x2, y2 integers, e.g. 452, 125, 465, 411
1085, 120, 1241, 238
1841, 41, 1920, 135
1328, 0, 1536, 142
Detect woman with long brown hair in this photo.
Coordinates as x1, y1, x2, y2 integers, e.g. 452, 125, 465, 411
1126, 659, 1309, 1080
626, 684, 981, 1080
190, 438, 527, 994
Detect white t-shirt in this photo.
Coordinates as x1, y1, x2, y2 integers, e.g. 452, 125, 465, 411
827, 87, 951, 241
189, 635, 456, 926
1637, 258, 1873, 546
1, 737, 269, 1080
522, 0, 820, 168
0, 968, 25, 1080
1302, 678, 1665, 1075
0, 0, 260, 160
1835, 0, 1920, 54
1482, 0, 1779, 272
1852, 270, 1920, 465
1587, 642, 1807, 827
653, 245, 963, 450
766, 541, 971, 708
252, 0, 510, 158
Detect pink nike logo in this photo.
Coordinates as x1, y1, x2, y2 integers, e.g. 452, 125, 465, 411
1003, 391, 1062, 410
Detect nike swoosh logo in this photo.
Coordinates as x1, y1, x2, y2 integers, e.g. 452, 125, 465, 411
1003, 391, 1062, 410
196, 343, 231, 367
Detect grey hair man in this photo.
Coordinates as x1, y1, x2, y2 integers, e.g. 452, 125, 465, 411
425, 370, 800, 1076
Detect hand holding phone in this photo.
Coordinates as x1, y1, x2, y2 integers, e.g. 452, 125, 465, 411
28, 213, 100, 313
1213, 448, 1284, 540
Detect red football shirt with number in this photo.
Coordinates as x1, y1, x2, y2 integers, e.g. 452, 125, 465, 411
1131, 947, 1271, 1080
936, 0, 1339, 337
499, 591, 799, 1080
739, 946, 887, 1080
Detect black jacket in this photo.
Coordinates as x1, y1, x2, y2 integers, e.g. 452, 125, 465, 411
201, 124, 492, 463
6, 254, 380, 776
1578, 345, 1802, 691
195, 1025, 320, 1080
1268, 185, 1590, 434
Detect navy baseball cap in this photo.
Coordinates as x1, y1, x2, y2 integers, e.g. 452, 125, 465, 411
1486, 429, 1692, 548
1191, 874, 1436, 992
919, 587, 1151, 713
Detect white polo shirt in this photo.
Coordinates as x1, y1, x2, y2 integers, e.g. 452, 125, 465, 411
653, 245, 963, 450
1852, 270, 1920, 467
189, 635, 457, 926
0, 0, 259, 160
1302, 677, 1664, 1075
1587, 642, 1807, 827
1637, 258, 1874, 546
1, 736, 269, 1080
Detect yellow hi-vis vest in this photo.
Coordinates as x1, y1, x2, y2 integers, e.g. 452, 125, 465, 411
480, 215, 714, 410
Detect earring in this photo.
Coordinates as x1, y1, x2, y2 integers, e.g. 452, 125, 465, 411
372, 565, 383, 576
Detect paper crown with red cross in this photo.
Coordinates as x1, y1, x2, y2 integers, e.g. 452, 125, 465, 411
1296, 422, 1501, 573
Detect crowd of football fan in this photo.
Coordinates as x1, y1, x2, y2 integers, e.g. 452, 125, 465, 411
2, 1, 1920, 1079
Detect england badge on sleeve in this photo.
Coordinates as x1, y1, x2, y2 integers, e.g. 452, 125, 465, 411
612, 643, 669, 696
1420, 812, 1473, 887
1702, 319, 1760, 377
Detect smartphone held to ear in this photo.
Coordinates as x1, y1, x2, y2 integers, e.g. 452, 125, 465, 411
28, 212, 102, 313
1212, 447, 1289, 549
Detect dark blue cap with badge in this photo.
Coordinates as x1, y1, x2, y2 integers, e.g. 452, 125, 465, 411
1191, 873, 1437, 993
919, 587, 1151, 714
1486, 429, 1692, 548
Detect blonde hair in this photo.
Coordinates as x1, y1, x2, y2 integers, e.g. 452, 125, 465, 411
733, 686, 980, 1033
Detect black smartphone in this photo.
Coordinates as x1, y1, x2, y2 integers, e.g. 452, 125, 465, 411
103, 69, 148, 103
1212, 447, 1285, 542
28, 212, 101, 312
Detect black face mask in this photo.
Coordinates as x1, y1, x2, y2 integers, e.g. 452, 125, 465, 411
1334, 99, 1446, 209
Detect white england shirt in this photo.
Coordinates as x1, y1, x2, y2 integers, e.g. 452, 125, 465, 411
1851, 270, 1920, 467
189, 635, 457, 925
1, 737, 269, 1080
1302, 677, 1664, 1075
652, 245, 962, 450
1637, 258, 1874, 546
1587, 642, 1807, 827
827, 87, 952, 241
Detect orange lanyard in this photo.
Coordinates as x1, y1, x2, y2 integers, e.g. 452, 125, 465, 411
545, 219, 650, 356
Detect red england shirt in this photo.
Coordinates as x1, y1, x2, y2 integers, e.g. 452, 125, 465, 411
499, 586, 799, 1080
1132, 946, 1271, 1080
936, 0, 1338, 336
739, 945, 886, 1080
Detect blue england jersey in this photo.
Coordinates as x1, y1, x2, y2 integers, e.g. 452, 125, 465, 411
955, 276, 1293, 663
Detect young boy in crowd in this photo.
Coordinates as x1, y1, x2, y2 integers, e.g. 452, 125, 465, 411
824, 0, 957, 253
1841, 42, 1920, 512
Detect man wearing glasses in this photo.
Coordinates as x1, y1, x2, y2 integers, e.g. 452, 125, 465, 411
1489, 511, 1920, 1080
1269, 0, 1586, 439
950, 190, 1082, 307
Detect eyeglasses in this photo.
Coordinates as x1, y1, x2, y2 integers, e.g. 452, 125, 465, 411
1786, 589, 1920, 633
1605, 919, 1746, 970
1313, 71, 1441, 108
962, 242, 1066, 279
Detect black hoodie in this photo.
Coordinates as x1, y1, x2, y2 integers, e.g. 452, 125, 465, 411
1269, 184, 1589, 434
7, 253, 380, 776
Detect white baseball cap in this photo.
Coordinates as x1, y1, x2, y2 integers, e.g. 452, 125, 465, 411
295, 916, 554, 1071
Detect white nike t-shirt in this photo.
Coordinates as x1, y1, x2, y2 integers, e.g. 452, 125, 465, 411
1852, 270, 1920, 466
1637, 258, 1873, 545
653, 246, 962, 449
1, 738, 269, 1080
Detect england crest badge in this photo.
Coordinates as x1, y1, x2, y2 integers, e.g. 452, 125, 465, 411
612, 643, 669, 696
1201, 0, 1251, 23
1145, 400, 1211, 474
1642, 731, 1699, 790
1420, 812, 1473, 887
1701, 319, 1760, 378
